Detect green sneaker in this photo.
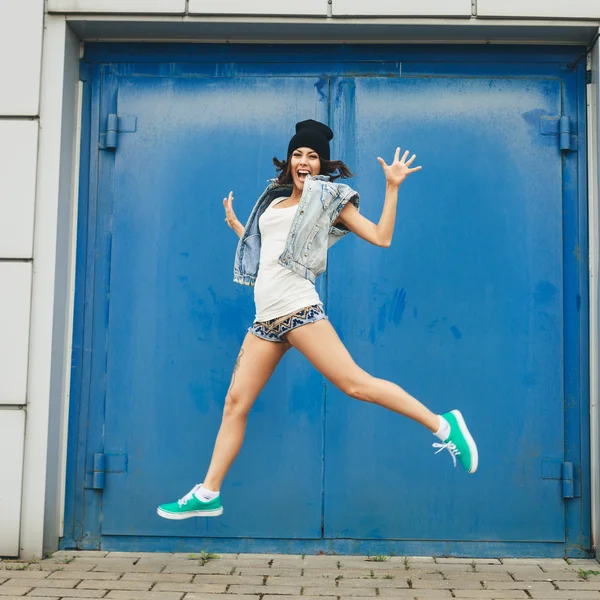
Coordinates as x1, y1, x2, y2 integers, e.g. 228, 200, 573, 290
433, 410, 478, 474
157, 484, 223, 520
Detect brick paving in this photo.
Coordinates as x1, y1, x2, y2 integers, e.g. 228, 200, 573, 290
0, 552, 599, 600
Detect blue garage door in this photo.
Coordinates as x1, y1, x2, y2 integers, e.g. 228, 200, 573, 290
63, 45, 589, 556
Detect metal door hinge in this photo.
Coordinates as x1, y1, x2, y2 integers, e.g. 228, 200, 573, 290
540, 115, 577, 152
541, 459, 581, 499
99, 114, 137, 151
84, 452, 128, 490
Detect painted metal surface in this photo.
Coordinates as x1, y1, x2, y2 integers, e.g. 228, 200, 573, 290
0, 120, 38, 258
0, 0, 43, 115
189, 0, 326, 15
478, 0, 600, 19
64, 44, 590, 555
0, 409, 25, 556
47, 0, 186, 13
0, 263, 32, 405
333, 0, 471, 16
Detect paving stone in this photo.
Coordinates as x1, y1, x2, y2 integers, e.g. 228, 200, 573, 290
263, 597, 329, 600
27, 589, 106, 598
303, 586, 375, 596
77, 579, 153, 591
47, 571, 119, 580
185, 596, 256, 600
152, 584, 227, 593
450, 591, 529, 598
0, 571, 49, 579
513, 571, 580, 582
122, 573, 193, 583
528, 592, 600, 599
105, 565, 165, 574
164, 565, 234, 576
107, 553, 175, 560
338, 578, 410, 588
2, 579, 80, 588
484, 582, 556, 591
0, 588, 33, 597
568, 561, 600, 567
447, 573, 515, 581
377, 590, 453, 598
105, 592, 184, 600
435, 559, 503, 565
555, 582, 600, 591
413, 579, 483, 590
501, 560, 568, 566
36, 563, 95, 572
193, 576, 263, 586
235, 568, 303, 577
228, 584, 301, 595
264, 577, 311, 586
53, 551, 108, 558
302, 569, 370, 578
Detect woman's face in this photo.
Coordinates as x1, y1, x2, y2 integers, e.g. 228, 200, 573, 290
290, 147, 321, 191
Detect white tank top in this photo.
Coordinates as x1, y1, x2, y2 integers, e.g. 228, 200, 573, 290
254, 197, 322, 322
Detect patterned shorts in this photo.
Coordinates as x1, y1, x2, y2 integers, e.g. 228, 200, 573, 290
249, 304, 328, 343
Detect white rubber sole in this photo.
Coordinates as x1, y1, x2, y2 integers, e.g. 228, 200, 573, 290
157, 507, 224, 520
451, 409, 479, 474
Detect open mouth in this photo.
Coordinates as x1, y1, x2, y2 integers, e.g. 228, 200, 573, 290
297, 169, 311, 182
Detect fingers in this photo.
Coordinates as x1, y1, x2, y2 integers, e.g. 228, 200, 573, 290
408, 165, 423, 173
406, 154, 417, 166
394, 147, 401, 163
377, 156, 387, 168
401, 150, 410, 163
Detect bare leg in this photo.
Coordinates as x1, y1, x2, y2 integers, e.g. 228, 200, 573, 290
285, 320, 440, 432
202, 333, 291, 491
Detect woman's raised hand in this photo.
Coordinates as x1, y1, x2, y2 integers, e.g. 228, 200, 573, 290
223, 191, 239, 228
377, 148, 422, 187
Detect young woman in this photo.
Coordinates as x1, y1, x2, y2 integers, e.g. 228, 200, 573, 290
157, 120, 478, 520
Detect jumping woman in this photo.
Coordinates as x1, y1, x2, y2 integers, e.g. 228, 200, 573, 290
157, 120, 478, 520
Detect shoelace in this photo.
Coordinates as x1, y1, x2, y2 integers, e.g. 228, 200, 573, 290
432, 441, 461, 467
178, 485, 201, 507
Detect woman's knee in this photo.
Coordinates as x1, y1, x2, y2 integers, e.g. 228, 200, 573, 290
223, 390, 253, 420
339, 371, 375, 402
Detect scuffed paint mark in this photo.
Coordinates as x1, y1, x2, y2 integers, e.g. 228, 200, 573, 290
428, 316, 447, 333
521, 108, 549, 127
180, 252, 189, 258
573, 245, 582, 261
413, 307, 418, 319
391, 288, 407, 325
533, 281, 558, 307
314, 78, 328, 102
449, 325, 462, 340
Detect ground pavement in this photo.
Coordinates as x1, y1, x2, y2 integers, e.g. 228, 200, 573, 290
1, 552, 600, 600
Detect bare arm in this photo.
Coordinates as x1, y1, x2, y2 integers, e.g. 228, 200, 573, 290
335, 148, 421, 248
223, 191, 244, 238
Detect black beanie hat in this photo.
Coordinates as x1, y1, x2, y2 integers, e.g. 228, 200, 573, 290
287, 119, 333, 161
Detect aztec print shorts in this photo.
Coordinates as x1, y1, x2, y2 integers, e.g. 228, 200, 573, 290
249, 304, 328, 343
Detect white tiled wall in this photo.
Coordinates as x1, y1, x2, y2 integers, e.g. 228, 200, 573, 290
478, 0, 600, 19
332, 0, 472, 16
0, 121, 39, 259
189, 0, 326, 15
47, 0, 186, 12
0, 0, 44, 116
0, 409, 26, 556
0, 263, 32, 406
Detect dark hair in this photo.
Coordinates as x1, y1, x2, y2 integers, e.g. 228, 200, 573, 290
272, 156, 354, 185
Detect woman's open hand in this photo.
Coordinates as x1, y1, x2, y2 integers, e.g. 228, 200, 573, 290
377, 148, 422, 187
223, 191, 244, 238
223, 191, 239, 228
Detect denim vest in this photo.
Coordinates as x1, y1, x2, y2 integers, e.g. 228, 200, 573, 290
233, 175, 360, 286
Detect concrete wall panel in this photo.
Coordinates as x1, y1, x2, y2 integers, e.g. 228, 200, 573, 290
332, 0, 471, 16
47, 0, 186, 13
0, 121, 39, 259
0, 263, 32, 406
189, 0, 326, 16
0, 409, 26, 556
0, 0, 44, 116
478, 0, 600, 19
